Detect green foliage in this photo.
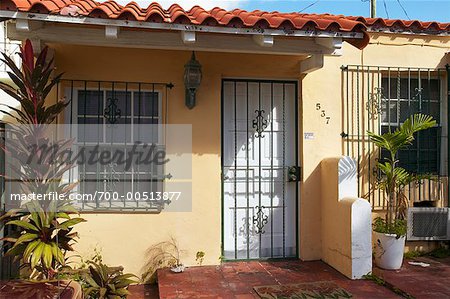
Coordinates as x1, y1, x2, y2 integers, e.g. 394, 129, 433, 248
79, 247, 104, 269
368, 114, 436, 234
363, 272, 385, 286
0, 40, 85, 280
403, 250, 425, 259
1, 201, 85, 279
0, 39, 67, 124
218, 255, 225, 263
373, 217, 407, 237
196, 251, 205, 266
428, 246, 450, 258
0, 39, 75, 223
82, 261, 138, 299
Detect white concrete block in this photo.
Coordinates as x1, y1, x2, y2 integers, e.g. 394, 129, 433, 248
351, 198, 372, 279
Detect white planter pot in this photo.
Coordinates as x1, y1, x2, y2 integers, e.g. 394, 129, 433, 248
170, 264, 185, 273
373, 231, 406, 270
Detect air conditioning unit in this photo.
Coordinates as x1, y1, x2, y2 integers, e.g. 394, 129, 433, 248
407, 207, 450, 241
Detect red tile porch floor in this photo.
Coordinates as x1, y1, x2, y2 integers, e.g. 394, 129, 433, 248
374, 256, 450, 298
154, 260, 400, 298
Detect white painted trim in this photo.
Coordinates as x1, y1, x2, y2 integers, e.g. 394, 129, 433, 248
105, 25, 119, 39
300, 54, 324, 74
15, 18, 29, 32
315, 37, 343, 55
181, 31, 195, 44
15, 19, 43, 32
0, 10, 364, 39
7, 24, 337, 56
252, 35, 274, 47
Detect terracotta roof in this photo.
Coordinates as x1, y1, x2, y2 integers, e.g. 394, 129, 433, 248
1, 1, 449, 50
345, 15, 450, 32
0, 1, 367, 32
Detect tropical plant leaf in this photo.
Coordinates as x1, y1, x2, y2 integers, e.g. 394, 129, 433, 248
83, 261, 137, 298
368, 113, 436, 233
23, 239, 41, 261
41, 243, 53, 268
6, 220, 39, 232
12, 232, 38, 247
31, 243, 45, 269
58, 217, 86, 230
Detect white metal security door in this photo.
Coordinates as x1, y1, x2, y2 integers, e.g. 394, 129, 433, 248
222, 79, 298, 260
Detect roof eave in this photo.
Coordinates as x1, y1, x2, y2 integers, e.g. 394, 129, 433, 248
0, 10, 365, 39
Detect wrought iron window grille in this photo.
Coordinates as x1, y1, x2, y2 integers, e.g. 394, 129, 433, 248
59, 79, 174, 213
341, 65, 448, 210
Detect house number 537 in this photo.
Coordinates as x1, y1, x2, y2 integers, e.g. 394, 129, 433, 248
316, 103, 331, 124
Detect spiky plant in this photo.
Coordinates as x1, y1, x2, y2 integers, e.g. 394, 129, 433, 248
3, 201, 85, 279
368, 114, 436, 235
0, 39, 66, 124
82, 261, 138, 299
0, 40, 85, 279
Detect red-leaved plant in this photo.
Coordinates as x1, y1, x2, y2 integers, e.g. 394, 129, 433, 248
0, 40, 85, 280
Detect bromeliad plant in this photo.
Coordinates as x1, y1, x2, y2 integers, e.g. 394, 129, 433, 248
82, 261, 138, 299
368, 114, 436, 236
0, 39, 85, 279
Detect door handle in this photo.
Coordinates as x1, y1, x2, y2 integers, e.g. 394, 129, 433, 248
288, 166, 301, 182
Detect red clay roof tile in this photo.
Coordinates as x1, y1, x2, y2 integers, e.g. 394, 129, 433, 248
1, 0, 366, 31
2, 1, 449, 50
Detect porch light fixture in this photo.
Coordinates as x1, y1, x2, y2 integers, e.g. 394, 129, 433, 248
184, 51, 202, 109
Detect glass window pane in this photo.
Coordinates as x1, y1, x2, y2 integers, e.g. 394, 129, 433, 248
381, 100, 398, 124
78, 90, 103, 116
421, 79, 439, 101
430, 102, 440, 122
106, 91, 132, 117
105, 119, 132, 143
133, 119, 159, 143
77, 118, 103, 143
418, 127, 438, 149
381, 77, 395, 99
380, 126, 439, 174
134, 92, 159, 117
81, 174, 100, 195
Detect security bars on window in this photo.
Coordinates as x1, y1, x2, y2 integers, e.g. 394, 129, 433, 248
60, 80, 173, 212
341, 66, 448, 210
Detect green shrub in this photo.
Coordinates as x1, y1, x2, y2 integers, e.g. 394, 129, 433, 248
82, 261, 138, 299
373, 217, 406, 238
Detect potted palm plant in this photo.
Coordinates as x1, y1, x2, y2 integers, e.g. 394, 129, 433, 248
368, 114, 436, 270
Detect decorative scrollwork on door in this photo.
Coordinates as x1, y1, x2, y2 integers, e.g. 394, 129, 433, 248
253, 206, 268, 234
252, 109, 268, 138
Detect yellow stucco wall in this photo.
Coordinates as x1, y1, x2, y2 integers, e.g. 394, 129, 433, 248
301, 33, 449, 261
50, 45, 304, 276
53, 33, 450, 274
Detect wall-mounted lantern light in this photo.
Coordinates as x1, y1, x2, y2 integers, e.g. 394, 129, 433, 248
184, 51, 202, 109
